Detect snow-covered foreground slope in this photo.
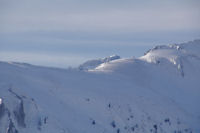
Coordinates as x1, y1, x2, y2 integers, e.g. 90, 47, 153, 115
0, 40, 200, 133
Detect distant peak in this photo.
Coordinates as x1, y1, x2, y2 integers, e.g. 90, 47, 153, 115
140, 39, 200, 65
102, 55, 121, 62
144, 39, 200, 56
79, 55, 120, 70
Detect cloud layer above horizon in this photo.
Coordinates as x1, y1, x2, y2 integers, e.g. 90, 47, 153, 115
0, 0, 200, 67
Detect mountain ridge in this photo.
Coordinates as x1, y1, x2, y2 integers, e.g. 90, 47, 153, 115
0, 40, 200, 133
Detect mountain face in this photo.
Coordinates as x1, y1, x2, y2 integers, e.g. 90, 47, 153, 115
0, 40, 200, 133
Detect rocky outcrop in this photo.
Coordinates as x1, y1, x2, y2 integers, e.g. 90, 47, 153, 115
13, 100, 26, 128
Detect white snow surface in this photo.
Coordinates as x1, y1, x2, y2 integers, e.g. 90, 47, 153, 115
0, 40, 200, 133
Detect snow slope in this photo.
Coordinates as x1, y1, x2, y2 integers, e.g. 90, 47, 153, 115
0, 40, 200, 133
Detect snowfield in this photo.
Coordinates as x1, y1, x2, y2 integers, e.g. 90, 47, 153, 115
0, 40, 200, 133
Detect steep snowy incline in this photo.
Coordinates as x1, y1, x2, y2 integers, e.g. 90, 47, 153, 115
140, 39, 200, 64
93, 39, 200, 130
0, 40, 200, 133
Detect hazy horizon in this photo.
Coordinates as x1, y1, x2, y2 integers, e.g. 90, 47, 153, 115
0, 0, 200, 68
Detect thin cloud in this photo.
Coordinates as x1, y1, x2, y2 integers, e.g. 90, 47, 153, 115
1, 0, 200, 32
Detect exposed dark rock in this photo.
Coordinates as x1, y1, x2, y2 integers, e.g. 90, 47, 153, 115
13, 100, 26, 128
153, 124, 158, 133
164, 118, 171, 125
111, 121, 116, 128
135, 124, 138, 128
124, 126, 127, 130
177, 119, 181, 125
164, 118, 170, 122
37, 118, 42, 130
8, 88, 22, 101
153, 124, 157, 130
108, 103, 111, 108
44, 116, 48, 124
131, 127, 135, 132
8, 88, 26, 128
92, 120, 96, 125
7, 109, 11, 117
7, 119, 18, 133
85, 98, 90, 102
117, 128, 120, 133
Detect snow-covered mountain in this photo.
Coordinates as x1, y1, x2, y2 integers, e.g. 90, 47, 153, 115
0, 40, 200, 133
79, 55, 120, 70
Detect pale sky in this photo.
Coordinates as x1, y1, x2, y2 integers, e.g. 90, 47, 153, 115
0, 0, 200, 67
